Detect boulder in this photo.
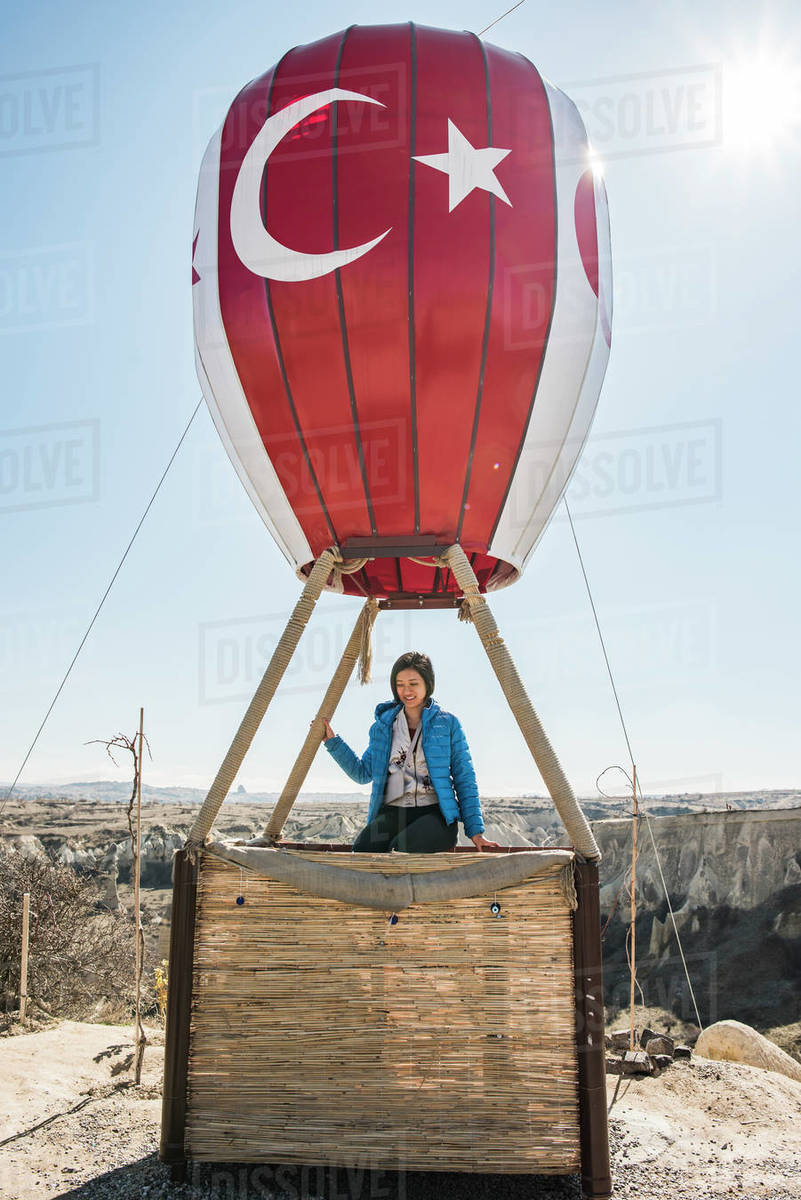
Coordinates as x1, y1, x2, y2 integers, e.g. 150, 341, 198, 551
610, 1028, 636, 1050
696, 1020, 801, 1083
653, 1054, 673, 1070
645, 1035, 675, 1058
674, 1045, 693, 1060
621, 1050, 652, 1075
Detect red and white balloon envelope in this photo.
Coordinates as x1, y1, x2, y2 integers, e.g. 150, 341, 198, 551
193, 24, 612, 599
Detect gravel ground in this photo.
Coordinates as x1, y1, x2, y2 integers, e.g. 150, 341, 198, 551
2, 1024, 800, 1200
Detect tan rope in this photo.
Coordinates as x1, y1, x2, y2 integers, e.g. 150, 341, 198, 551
188, 549, 338, 846
263, 598, 379, 841
443, 544, 601, 862
329, 556, 369, 593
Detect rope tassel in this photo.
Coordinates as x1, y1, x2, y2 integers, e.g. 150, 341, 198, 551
357, 597, 379, 684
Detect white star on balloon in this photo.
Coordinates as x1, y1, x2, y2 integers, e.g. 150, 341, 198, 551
414, 119, 512, 212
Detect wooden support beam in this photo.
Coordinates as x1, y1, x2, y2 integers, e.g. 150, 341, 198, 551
264, 599, 377, 841
443, 543, 601, 861
573, 860, 612, 1200
188, 548, 337, 845
159, 848, 199, 1177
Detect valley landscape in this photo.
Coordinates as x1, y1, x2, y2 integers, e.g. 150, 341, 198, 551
1, 784, 800, 1198
3, 783, 800, 1043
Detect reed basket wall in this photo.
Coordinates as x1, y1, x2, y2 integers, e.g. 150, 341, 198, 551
185, 848, 580, 1173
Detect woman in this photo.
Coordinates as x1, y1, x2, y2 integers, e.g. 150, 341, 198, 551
320, 651, 499, 853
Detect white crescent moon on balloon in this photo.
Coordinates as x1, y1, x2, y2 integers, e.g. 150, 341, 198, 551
230, 88, 392, 282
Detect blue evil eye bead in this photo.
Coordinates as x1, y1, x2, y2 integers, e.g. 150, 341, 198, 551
235, 895, 245, 906
490, 902, 501, 917
389, 913, 399, 925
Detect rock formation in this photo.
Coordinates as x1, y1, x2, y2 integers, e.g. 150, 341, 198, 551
2, 794, 799, 1032
594, 808, 801, 1030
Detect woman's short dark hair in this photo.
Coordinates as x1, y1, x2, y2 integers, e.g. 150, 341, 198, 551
390, 651, 435, 701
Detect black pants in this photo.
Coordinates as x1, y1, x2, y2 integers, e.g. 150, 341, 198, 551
352, 803, 458, 853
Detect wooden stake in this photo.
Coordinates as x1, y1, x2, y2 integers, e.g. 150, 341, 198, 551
629, 764, 638, 1051
134, 706, 146, 1084
19, 891, 30, 1022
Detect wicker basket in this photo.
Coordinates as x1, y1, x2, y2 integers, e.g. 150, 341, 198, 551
184, 846, 580, 1174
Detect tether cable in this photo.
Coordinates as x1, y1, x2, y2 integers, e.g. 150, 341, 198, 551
478, 0, 528, 36
565, 501, 634, 767
564, 496, 704, 1031
0, 399, 203, 822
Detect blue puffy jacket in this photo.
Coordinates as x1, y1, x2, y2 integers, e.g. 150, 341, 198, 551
324, 699, 485, 838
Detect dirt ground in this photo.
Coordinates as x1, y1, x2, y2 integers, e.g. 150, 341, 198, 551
1, 1022, 800, 1200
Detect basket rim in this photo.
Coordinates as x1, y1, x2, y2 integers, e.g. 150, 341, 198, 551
202, 840, 576, 910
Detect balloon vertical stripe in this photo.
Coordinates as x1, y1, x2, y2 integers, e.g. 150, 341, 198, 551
457, 34, 496, 543
414, 27, 490, 541
262, 63, 338, 545
332, 27, 378, 537
485, 52, 559, 551
407, 21, 420, 537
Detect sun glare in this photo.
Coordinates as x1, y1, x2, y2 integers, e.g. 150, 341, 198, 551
724, 46, 801, 154
587, 146, 605, 180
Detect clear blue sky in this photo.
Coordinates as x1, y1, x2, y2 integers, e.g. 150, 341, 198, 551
1, 0, 798, 800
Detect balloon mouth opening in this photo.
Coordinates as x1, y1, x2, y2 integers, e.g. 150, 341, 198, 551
297, 553, 520, 601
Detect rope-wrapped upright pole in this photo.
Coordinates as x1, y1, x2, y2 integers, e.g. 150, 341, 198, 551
263, 597, 379, 841
188, 549, 338, 846
443, 543, 601, 862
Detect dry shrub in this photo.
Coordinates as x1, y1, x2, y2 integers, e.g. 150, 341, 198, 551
0, 849, 135, 1022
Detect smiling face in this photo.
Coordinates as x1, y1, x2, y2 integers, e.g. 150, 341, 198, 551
394, 668, 428, 716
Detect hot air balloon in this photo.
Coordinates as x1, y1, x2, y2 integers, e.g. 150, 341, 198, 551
191, 21, 611, 599
163, 25, 612, 1199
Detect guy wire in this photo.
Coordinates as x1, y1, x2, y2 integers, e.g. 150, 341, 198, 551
564, 496, 703, 1032
0, 399, 203, 823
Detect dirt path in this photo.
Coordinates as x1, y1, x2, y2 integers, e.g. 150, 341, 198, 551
1, 1023, 800, 1199
608, 1056, 801, 1198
